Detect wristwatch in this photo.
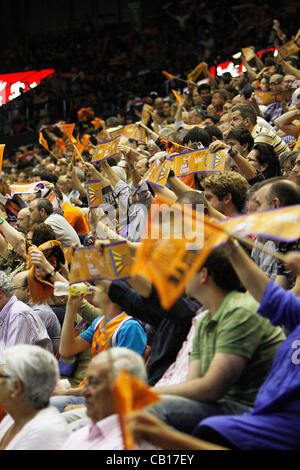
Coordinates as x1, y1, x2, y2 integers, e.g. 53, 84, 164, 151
0, 217, 5, 225
44, 268, 56, 282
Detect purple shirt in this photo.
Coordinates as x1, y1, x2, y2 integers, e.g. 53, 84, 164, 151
0, 296, 52, 363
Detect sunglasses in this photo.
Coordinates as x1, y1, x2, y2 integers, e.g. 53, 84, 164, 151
0, 373, 10, 379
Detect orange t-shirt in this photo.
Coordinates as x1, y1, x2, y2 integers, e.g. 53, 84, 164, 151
178, 174, 197, 189
62, 202, 90, 235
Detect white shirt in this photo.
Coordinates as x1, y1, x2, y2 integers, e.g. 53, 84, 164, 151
45, 213, 80, 247
0, 407, 70, 450
257, 116, 275, 131
62, 413, 156, 450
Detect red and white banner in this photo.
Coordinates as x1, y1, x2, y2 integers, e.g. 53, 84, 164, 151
0, 69, 55, 106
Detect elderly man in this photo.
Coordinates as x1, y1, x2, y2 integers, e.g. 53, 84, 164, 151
16, 208, 31, 234
0, 271, 52, 363
61, 348, 157, 450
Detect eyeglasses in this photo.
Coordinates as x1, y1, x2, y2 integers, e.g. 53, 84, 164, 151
12, 285, 26, 290
0, 373, 10, 379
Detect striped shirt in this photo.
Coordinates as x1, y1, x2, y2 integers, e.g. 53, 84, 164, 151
251, 124, 290, 157
0, 296, 52, 363
191, 291, 285, 407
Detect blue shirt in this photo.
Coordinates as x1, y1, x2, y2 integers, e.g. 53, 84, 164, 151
80, 315, 147, 356
199, 281, 300, 450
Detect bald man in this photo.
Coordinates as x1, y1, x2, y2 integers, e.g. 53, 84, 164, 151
17, 208, 31, 234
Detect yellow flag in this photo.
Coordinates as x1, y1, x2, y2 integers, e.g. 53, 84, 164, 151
294, 132, 300, 152
85, 180, 104, 208
141, 158, 173, 188
254, 89, 291, 106
69, 242, 133, 284
187, 62, 205, 82
92, 136, 121, 163
277, 39, 300, 62
173, 148, 227, 177
241, 47, 256, 62
141, 104, 153, 126
108, 124, 137, 140
218, 204, 300, 243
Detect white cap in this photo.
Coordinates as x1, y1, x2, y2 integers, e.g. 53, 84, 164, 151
111, 166, 127, 182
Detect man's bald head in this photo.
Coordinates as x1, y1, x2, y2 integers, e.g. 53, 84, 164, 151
17, 208, 31, 232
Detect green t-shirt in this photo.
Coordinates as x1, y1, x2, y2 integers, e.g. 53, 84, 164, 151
191, 291, 285, 407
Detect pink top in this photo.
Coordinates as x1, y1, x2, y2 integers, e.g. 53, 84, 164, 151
62, 413, 157, 450
154, 309, 207, 387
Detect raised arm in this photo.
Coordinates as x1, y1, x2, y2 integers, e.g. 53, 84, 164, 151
279, 57, 300, 80
0, 218, 26, 258
274, 107, 300, 138
209, 140, 257, 182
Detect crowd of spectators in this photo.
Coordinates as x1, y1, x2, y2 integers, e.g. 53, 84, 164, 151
0, 0, 300, 452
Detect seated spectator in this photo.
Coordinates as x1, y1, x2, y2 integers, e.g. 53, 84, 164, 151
230, 103, 291, 158
145, 247, 284, 435
202, 172, 249, 217
54, 187, 90, 236
28, 198, 80, 247
250, 177, 300, 289
50, 284, 148, 412
0, 345, 69, 450
192, 244, 300, 450
61, 347, 157, 449
246, 143, 281, 180
0, 271, 52, 362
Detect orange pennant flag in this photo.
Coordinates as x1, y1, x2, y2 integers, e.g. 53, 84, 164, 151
0, 144, 5, 175
187, 62, 205, 83
131, 204, 228, 309
113, 369, 160, 450
39, 132, 50, 152
162, 70, 176, 80
91, 117, 103, 130
72, 134, 85, 160
83, 134, 91, 149
171, 89, 181, 106
55, 137, 67, 153
58, 123, 76, 143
